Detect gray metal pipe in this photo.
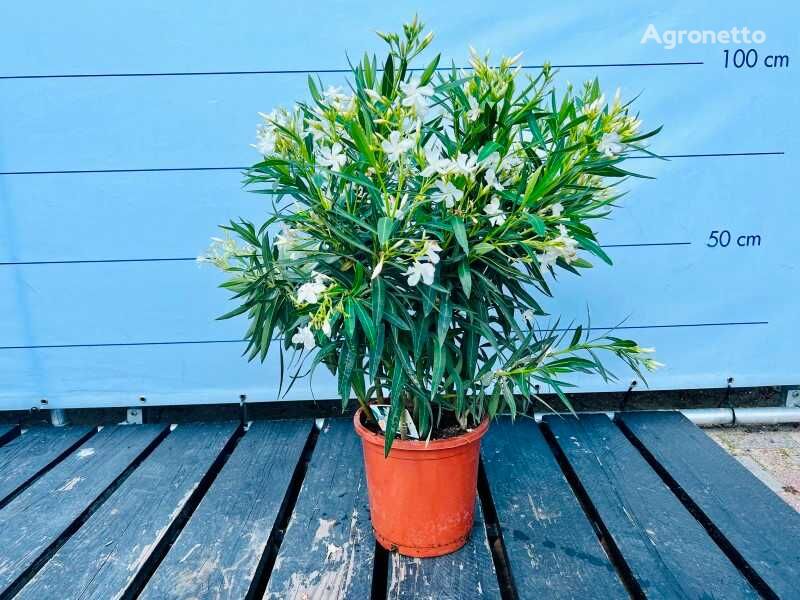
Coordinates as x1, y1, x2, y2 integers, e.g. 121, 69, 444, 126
684, 406, 800, 426
533, 407, 800, 426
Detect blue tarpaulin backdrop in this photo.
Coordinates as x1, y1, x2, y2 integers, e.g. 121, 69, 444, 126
1, 1, 797, 409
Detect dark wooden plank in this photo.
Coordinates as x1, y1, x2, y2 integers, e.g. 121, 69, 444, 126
0, 425, 19, 446
15, 422, 239, 600
0, 426, 95, 505
619, 411, 800, 599
264, 418, 373, 599
545, 413, 757, 599
387, 501, 501, 599
0, 424, 165, 596
482, 419, 626, 598
139, 419, 312, 600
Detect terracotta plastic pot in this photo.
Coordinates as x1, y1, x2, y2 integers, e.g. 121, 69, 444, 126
353, 408, 490, 557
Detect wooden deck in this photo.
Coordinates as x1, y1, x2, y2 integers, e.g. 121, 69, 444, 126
0, 412, 797, 599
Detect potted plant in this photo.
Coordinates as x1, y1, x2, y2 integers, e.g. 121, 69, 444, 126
202, 17, 663, 557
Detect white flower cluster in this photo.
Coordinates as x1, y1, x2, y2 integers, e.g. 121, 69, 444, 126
291, 271, 333, 350
404, 239, 441, 287
580, 88, 643, 158
197, 237, 254, 269
539, 224, 579, 268
296, 273, 327, 304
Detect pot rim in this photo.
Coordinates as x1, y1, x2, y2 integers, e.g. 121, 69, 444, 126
353, 406, 489, 451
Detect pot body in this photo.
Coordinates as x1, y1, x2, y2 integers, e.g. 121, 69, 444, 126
353, 408, 489, 557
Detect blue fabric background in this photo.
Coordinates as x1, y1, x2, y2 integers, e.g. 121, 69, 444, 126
1, 1, 796, 409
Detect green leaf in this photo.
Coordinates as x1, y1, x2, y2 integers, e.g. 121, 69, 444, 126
377, 216, 394, 246
353, 300, 377, 348
527, 114, 545, 147
216, 302, 252, 321
457, 260, 472, 298
501, 383, 517, 419
570, 324, 583, 347
337, 343, 356, 406
346, 120, 377, 167
488, 385, 501, 418
344, 299, 357, 339
526, 213, 547, 236
450, 216, 469, 254
385, 366, 406, 456
307, 75, 321, 102
436, 293, 452, 345
372, 276, 385, 329
430, 341, 446, 400
572, 233, 612, 266
472, 242, 494, 256
381, 54, 395, 97
420, 53, 441, 85
477, 141, 501, 162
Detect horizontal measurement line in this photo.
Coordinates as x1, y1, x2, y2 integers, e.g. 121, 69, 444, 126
0, 166, 246, 175
0, 61, 704, 81
0, 340, 245, 350
603, 241, 691, 248
0, 321, 768, 350
0, 242, 692, 267
0, 257, 198, 265
565, 321, 769, 331
634, 151, 785, 159
0, 151, 782, 177
0, 244, 689, 265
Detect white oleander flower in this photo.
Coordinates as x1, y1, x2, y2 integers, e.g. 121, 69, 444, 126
582, 94, 605, 116
452, 153, 478, 176
296, 275, 327, 304
483, 197, 506, 226
321, 319, 332, 337
434, 180, 463, 209
553, 224, 579, 263
400, 78, 434, 115
644, 358, 665, 370
597, 132, 624, 157
364, 88, 383, 102
259, 108, 294, 130
371, 259, 384, 279
199, 237, 246, 269
393, 193, 410, 219
253, 124, 276, 155
612, 87, 622, 110
401, 117, 422, 135
381, 130, 414, 162
275, 227, 306, 260
322, 85, 353, 111
307, 116, 335, 143
423, 240, 442, 264
484, 168, 504, 191
405, 261, 435, 286
480, 151, 501, 170
466, 96, 481, 121
421, 145, 454, 177
550, 202, 563, 218
291, 325, 316, 350
317, 142, 347, 170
